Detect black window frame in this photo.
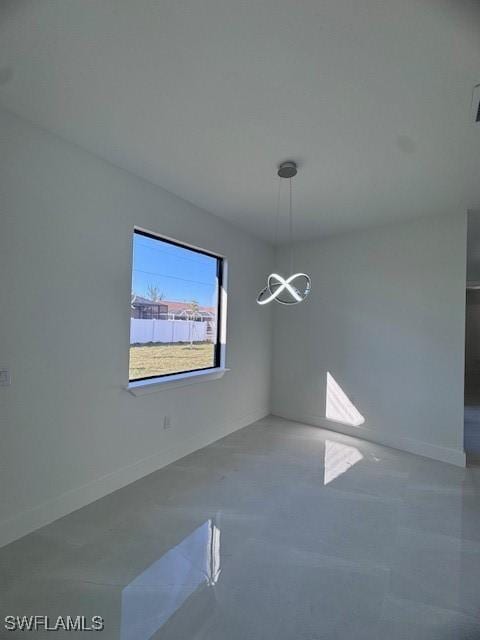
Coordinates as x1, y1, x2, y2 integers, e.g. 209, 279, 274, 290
129, 228, 224, 383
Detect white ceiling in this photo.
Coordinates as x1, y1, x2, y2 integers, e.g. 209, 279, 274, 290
1, 0, 480, 243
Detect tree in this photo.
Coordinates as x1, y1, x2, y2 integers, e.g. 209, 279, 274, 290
188, 300, 200, 347
188, 299, 200, 319
147, 284, 164, 302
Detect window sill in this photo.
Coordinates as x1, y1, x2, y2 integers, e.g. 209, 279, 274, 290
126, 367, 230, 396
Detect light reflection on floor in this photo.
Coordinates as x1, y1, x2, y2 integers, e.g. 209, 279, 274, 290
120, 519, 220, 640
323, 440, 363, 485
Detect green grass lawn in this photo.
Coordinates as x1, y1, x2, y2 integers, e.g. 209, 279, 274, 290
129, 342, 215, 379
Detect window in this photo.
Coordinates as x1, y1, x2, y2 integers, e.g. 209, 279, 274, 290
129, 229, 224, 382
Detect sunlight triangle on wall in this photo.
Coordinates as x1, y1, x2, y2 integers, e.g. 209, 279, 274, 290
326, 372, 365, 427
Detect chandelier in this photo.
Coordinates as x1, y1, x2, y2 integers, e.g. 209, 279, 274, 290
257, 161, 311, 305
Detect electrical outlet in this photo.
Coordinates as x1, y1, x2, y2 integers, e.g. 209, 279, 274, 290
163, 415, 171, 430
0, 368, 11, 387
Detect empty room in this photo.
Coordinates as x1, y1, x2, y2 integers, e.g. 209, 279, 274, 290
1, 1, 480, 638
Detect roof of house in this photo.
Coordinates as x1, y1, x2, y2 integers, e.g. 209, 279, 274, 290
132, 295, 166, 304
132, 296, 215, 315
132, 295, 167, 306
161, 300, 216, 315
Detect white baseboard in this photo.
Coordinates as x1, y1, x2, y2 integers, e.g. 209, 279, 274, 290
272, 410, 466, 468
0, 406, 269, 549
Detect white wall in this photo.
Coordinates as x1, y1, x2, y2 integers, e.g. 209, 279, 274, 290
0, 105, 469, 549
0, 109, 273, 547
271, 214, 467, 466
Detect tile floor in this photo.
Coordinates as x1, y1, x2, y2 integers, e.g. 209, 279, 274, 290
1, 416, 480, 639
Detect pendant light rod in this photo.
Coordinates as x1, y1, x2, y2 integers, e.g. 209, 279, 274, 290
289, 177, 293, 273
277, 161, 297, 272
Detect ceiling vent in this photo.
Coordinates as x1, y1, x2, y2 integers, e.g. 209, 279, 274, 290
473, 84, 480, 123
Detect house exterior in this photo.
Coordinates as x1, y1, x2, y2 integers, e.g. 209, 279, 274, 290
131, 296, 215, 321
131, 296, 168, 320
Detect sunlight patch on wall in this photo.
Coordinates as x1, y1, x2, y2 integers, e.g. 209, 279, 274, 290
324, 440, 363, 485
326, 372, 365, 427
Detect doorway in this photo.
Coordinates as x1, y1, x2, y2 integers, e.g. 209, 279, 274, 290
465, 212, 480, 465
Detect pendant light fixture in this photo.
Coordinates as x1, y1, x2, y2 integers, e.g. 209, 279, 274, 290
257, 161, 311, 305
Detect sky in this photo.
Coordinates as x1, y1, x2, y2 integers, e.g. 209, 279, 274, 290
131, 233, 219, 307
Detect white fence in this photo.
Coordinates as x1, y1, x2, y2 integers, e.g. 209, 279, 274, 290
130, 318, 210, 344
